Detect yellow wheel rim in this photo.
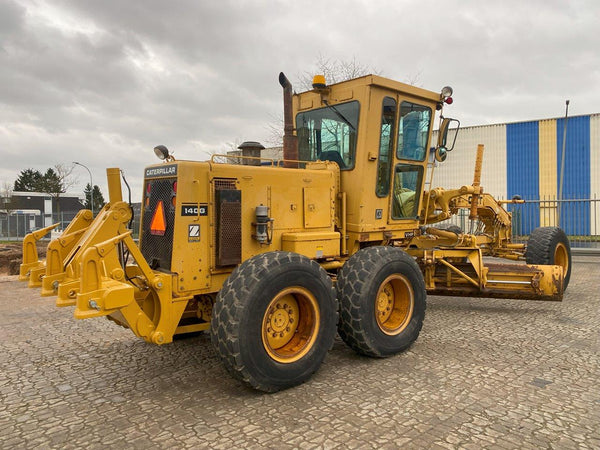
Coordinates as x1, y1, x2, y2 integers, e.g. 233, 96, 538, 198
262, 287, 320, 363
375, 274, 414, 336
554, 242, 569, 277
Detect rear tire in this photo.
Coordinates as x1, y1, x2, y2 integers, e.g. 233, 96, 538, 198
526, 226, 572, 290
210, 251, 337, 392
337, 246, 426, 357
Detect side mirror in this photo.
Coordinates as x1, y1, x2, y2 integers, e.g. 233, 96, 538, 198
435, 147, 447, 162
437, 117, 460, 152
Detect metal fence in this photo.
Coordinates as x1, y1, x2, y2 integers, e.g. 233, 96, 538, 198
1, 211, 79, 240
442, 196, 600, 249
0, 211, 142, 240
2, 198, 599, 249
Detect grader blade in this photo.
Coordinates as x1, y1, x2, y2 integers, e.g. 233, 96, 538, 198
484, 262, 563, 301
425, 257, 563, 301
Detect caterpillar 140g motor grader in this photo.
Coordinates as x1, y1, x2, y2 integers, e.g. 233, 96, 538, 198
20, 72, 571, 392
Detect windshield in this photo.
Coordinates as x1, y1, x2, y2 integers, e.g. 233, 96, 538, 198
296, 101, 359, 169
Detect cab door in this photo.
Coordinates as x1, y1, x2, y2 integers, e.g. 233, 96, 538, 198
387, 100, 433, 226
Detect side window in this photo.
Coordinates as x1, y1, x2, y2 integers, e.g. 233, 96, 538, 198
391, 164, 423, 219
397, 102, 432, 161
376, 97, 396, 197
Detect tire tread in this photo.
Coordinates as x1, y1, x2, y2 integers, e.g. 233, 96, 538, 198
210, 251, 336, 392
525, 226, 572, 289
337, 246, 426, 357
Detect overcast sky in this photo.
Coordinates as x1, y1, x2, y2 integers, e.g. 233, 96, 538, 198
1, 0, 599, 200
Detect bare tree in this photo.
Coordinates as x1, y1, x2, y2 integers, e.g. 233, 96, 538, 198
297, 54, 381, 92
403, 69, 423, 87
212, 138, 245, 164
265, 56, 381, 147
264, 113, 285, 148
268, 56, 422, 147
48, 164, 77, 215
1, 181, 14, 214
55, 164, 77, 190
1, 181, 14, 237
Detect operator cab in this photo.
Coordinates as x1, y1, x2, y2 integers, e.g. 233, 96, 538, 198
292, 74, 456, 245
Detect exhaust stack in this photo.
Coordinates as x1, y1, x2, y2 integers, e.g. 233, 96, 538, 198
279, 72, 298, 166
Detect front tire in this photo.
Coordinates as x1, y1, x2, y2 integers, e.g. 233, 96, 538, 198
526, 227, 572, 290
337, 246, 426, 357
210, 251, 337, 392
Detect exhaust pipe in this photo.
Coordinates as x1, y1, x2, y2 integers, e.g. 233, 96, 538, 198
279, 72, 298, 166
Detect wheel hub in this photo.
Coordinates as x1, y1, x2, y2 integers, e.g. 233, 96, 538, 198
375, 274, 414, 336
262, 288, 320, 363
265, 297, 298, 346
377, 285, 394, 323
554, 242, 569, 276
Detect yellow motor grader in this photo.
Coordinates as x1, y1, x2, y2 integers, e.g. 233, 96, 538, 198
20, 72, 571, 392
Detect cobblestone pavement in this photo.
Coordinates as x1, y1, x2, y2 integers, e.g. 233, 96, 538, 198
0, 256, 598, 449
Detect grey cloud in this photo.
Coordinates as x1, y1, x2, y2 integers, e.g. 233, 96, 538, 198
1, 0, 599, 199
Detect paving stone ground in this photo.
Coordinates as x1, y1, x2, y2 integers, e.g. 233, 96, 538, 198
0, 256, 598, 449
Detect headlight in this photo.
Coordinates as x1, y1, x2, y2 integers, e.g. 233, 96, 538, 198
154, 145, 170, 160
441, 86, 453, 98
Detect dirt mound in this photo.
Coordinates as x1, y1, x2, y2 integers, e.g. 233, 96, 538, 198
0, 243, 47, 275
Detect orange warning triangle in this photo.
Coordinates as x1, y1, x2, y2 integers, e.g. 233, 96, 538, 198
150, 200, 167, 236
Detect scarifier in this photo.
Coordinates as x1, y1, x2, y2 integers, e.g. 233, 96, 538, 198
20, 72, 571, 392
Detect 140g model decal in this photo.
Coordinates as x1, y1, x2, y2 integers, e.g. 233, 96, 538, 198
181, 203, 208, 216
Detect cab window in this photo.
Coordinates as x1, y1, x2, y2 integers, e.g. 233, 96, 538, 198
397, 102, 432, 161
392, 164, 423, 219
296, 101, 359, 169
376, 97, 396, 197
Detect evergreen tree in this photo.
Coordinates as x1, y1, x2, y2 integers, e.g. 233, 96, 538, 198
84, 183, 92, 209
41, 168, 62, 194
92, 185, 105, 210
13, 165, 75, 215
14, 169, 44, 192
84, 183, 106, 213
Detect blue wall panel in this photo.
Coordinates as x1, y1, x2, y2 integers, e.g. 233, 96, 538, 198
556, 115, 590, 234
507, 121, 539, 234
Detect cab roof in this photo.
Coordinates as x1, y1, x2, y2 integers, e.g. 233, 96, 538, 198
297, 74, 443, 103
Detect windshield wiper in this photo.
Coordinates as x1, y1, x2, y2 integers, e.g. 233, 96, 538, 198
323, 100, 356, 131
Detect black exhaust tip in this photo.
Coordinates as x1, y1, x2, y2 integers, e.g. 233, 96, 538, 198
279, 72, 291, 89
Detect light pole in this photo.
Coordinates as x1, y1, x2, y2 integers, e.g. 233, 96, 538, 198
557, 100, 569, 227
73, 161, 93, 215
